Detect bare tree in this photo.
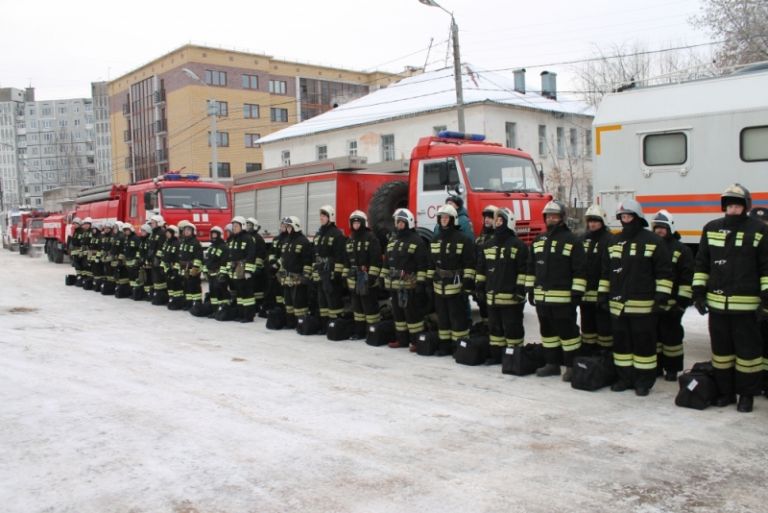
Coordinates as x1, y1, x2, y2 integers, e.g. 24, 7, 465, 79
692, 0, 768, 67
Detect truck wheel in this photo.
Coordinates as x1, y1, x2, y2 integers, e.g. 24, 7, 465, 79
54, 244, 64, 264
369, 180, 408, 243
19, 244, 27, 255
46, 241, 54, 262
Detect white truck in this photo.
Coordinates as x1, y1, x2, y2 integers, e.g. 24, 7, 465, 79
593, 68, 768, 247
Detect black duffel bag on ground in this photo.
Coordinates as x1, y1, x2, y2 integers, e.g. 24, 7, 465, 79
190, 301, 213, 318
454, 334, 490, 366
502, 343, 546, 376
65, 274, 77, 286
675, 361, 719, 410
266, 307, 287, 330
297, 314, 321, 336
416, 331, 439, 356
571, 350, 617, 391
326, 318, 353, 341
215, 304, 239, 322
366, 320, 396, 346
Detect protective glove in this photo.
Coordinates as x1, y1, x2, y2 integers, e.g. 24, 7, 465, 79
513, 286, 526, 304
475, 282, 486, 304
462, 277, 475, 293
653, 293, 669, 313
527, 288, 535, 307
694, 296, 708, 316
244, 272, 253, 280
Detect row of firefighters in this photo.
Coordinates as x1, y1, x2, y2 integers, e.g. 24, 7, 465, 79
65, 184, 768, 412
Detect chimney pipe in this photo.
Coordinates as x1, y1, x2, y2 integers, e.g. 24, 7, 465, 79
513, 68, 526, 94
540, 71, 557, 100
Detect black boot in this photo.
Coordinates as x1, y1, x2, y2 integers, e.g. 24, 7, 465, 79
285, 314, 297, 330
485, 345, 504, 365
240, 306, 255, 323
435, 340, 453, 357
318, 317, 328, 335
152, 290, 168, 306
737, 395, 754, 413
349, 322, 367, 340
536, 363, 561, 377
389, 331, 410, 349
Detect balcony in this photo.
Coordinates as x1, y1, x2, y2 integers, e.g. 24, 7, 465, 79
154, 119, 167, 134
153, 90, 166, 104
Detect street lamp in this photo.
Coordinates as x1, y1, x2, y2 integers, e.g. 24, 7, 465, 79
181, 67, 219, 182
419, 0, 465, 132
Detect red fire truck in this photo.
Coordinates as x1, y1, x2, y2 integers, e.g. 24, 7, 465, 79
2, 209, 46, 253
39, 172, 231, 263
232, 132, 551, 243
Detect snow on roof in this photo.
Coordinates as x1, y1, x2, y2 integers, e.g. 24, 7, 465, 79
258, 66, 595, 144
594, 70, 768, 126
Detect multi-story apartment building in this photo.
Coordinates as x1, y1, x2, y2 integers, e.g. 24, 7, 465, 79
108, 44, 409, 184
91, 82, 113, 185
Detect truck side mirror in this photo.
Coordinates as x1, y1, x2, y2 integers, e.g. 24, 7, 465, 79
536, 162, 544, 184
454, 184, 465, 196
144, 192, 154, 210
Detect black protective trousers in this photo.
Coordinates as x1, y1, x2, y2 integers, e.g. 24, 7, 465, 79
317, 276, 345, 320
580, 302, 613, 351
390, 289, 425, 345
284, 284, 309, 319
536, 303, 581, 367
434, 293, 470, 343
657, 308, 685, 373
487, 304, 525, 347
611, 314, 658, 390
709, 312, 762, 397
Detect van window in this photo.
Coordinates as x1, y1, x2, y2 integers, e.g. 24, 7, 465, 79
741, 126, 768, 162
423, 160, 460, 191
643, 132, 687, 166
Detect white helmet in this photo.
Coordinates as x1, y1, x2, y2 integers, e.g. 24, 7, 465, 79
211, 226, 224, 237
246, 217, 260, 230
349, 210, 368, 229
140, 223, 152, 235
178, 220, 191, 230
616, 199, 648, 227
225, 223, 233, 233
652, 209, 675, 232
150, 214, 165, 226
436, 204, 458, 222
72, 217, 82, 225
495, 207, 516, 231
320, 205, 336, 223
167, 224, 180, 237
183, 223, 197, 234
584, 204, 608, 225
482, 205, 499, 218
231, 216, 246, 227
284, 216, 301, 232
82, 217, 92, 225
542, 200, 567, 217
393, 208, 415, 230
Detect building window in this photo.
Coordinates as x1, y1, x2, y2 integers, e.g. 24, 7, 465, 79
556, 127, 565, 158
569, 128, 578, 157
242, 74, 259, 89
244, 104, 260, 119
74, 119, 81, 126
209, 162, 231, 178
41, 107, 52, 117
740, 125, 768, 162
246, 162, 262, 173
381, 134, 395, 161
59, 106, 67, 114
281, 150, 291, 166
59, 120, 68, 127
213, 101, 228, 117
245, 133, 261, 148
317, 145, 328, 160
347, 140, 357, 157
585, 129, 593, 158
270, 108, 288, 122
505, 122, 517, 148
204, 69, 227, 86
208, 131, 229, 147
643, 132, 687, 166
538, 125, 547, 156
433, 125, 447, 135
269, 80, 288, 94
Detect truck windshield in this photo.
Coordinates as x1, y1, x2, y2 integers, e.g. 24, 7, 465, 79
463, 154, 542, 193
161, 187, 228, 209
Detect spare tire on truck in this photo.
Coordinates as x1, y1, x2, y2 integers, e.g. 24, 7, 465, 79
368, 180, 409, 244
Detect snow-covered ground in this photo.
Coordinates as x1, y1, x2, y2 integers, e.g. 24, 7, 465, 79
2, 250, 767, 513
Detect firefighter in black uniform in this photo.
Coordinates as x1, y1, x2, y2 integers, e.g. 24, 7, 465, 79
137, 224, 153, 301
204, 226, 229, 315
245, 217, 268, 312
265, 221, 290, 314
313, 206, 347, 333
384, 208, 429, 348
163, 225, 184, 310
527, 200, 586, 381
476, 207, 528, 365
121, 223, 141, 299
281, 216, 313, 329
693, 184, 768, 412
749, 207, 768, 395
76, 218, 92, 287
85, 222, 103, 291
179, 223, 204, 311
344, 210, 382, 340
100, 222, 118, 295
114, 223, 131, 298
68, 218, 83, 285
225, 216, 257, 322
598, 199, 673, 396
427, 204, 476, 356
580, 204, 614, 355
474, 205, 498, 327
149, 215, 168, 305
651, 210, 694, 382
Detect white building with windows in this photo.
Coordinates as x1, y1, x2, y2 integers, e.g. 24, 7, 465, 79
257, 67, 595, 206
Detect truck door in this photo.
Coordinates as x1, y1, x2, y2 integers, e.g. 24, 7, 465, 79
416, 158, 464, 231
599, 188, 636, 232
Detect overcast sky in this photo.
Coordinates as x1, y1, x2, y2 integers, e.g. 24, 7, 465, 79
0, 0, 710, 100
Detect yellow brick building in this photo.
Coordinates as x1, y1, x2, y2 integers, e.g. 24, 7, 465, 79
108, 44, 408, 184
